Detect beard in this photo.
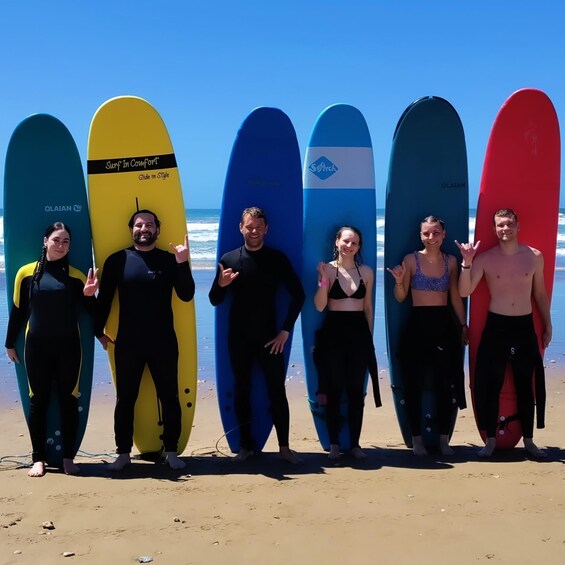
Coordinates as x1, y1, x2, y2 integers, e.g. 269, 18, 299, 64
133, 231, 158, 247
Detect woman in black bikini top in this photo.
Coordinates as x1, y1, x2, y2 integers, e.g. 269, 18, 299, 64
313, 225, 376, 461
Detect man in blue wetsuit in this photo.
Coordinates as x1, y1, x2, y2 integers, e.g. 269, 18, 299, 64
209, 206, 305, 463
97, 209, 195, 471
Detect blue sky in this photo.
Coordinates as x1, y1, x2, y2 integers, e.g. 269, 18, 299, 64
1, 1, 563, 208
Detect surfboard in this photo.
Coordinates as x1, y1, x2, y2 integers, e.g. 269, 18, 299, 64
469, 88, 560, 449
215, 107, 302, 453
302, 104, 376, 451
384, 96, 469, 449
87, 96, 196, 456
4, 113, 94, 467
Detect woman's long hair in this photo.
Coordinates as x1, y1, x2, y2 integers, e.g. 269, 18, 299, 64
29, 222, 72, 299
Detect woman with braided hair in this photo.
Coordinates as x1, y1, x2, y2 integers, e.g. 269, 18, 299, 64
5, 222, 99, 477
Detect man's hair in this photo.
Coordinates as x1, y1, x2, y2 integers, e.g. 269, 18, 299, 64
421, 215, 445, 231
128, 209, 161, 229
240, 206, 267, 225
493, 208, 518, 225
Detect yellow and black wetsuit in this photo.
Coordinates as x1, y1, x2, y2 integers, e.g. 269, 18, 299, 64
5, 258, 97, 463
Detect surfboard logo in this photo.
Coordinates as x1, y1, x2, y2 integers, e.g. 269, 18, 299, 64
308, 156, 338, 180
44, 204, 83, 213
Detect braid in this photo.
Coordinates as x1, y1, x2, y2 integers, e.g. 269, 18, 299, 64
29, 244, 47, 302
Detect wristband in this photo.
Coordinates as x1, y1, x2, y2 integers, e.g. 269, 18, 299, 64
461, 264, 471, 270
318, 280, 329, 287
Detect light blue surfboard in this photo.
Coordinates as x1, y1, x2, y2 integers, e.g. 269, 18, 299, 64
4, 114, 94, 467
302, 104, 376, 451
215, 107, 303, 453
384, 96, 468, 448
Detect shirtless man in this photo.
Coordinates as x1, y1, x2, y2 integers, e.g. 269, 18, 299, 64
457, 208, 551, 458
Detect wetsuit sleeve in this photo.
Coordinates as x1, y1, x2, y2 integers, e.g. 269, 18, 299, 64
5, 271, 32, 348
279, 253, 305, 332
95, 253, 121, 336
172, 259, 195, 302
208, 261, 228, 306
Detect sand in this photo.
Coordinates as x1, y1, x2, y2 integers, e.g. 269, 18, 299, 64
1, 367, 565, 565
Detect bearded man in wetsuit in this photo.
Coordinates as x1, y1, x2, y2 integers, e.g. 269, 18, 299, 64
97, 209, 195, 471
209, 206, 305, 463
457, 208, 552, 459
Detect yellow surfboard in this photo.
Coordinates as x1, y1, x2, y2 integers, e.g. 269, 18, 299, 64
87, 96, 196, 455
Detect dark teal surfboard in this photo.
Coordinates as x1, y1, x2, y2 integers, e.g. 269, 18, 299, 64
4, 114, 94, 467
215, 107, 303, 453
384, 97, 468, 448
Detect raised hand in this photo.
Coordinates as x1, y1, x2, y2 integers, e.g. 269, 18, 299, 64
386, 263, 405, 284
169, 234, 190, 263
217, 263, 240, 287
84, 268, 99, 296
455, 240, 481, 265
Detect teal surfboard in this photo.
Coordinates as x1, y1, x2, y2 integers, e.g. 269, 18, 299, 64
215, 107, 303, 453
302, 104, 376, 451
384, 96, 468, 449
4, 114, 94, 467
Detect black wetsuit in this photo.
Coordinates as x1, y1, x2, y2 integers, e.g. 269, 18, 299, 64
5, 259, 98, 463
96, 247, 195, 454
209, 245, 305, 451
474, 312, 545, 438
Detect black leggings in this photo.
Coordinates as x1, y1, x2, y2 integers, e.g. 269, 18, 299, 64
475, 313, 541, 438
228, 331, 290, 451
25, 332, 81, 462
114, 338, 181, 454
399, 307, 458, 436
318, 312, 370, 448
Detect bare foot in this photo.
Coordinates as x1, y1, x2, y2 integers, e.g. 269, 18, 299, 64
279, 446, 302, 464
233, 448, 254, 463
107, 453, 131, 471
165, 452, 186, 469
63, 459, 80, 475
523, 438, 547, 459
412, 436, 428, 456
439, 435, 455, 456
28, 461, 46, 477
351, 447, 367, 460
328, 444, 341, 460
478, 437, 496, 458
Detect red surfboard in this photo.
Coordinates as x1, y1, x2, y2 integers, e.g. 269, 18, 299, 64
469, 89, 560, 448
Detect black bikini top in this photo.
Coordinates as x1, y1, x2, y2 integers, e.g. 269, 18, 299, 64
328, 264, 366, 300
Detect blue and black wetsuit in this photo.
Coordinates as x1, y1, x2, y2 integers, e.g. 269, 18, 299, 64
209, 245, 305, 452
5, 259, 98, 463
96, 247, 195, 454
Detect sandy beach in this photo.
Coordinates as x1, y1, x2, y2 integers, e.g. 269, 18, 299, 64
1, 360, 565, 565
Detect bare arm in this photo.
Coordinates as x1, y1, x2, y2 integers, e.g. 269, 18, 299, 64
362, 265, 375, 333
386, 255, 411, 303
448, 255, 468, 345
314, 262, 330, 312
455, 240, 483, 297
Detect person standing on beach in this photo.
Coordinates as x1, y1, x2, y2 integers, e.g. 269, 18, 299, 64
5, 222, 100, 477
209, 206, 305, 463
387, 216, 467, 456
314, 226, 378, 461
457, 208, 551, 458
96, 209, 195, 471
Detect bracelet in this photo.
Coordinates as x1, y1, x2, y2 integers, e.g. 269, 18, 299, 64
461, 264, 471, 270
318, 280, 329, 287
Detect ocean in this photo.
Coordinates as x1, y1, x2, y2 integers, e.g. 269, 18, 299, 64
1, 209, 565, 404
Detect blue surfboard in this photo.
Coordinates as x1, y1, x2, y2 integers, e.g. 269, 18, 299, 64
4, 114, 94, 466
384, 96, 468, 448
215, 107, 303, 453
302, 104, 376, 451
